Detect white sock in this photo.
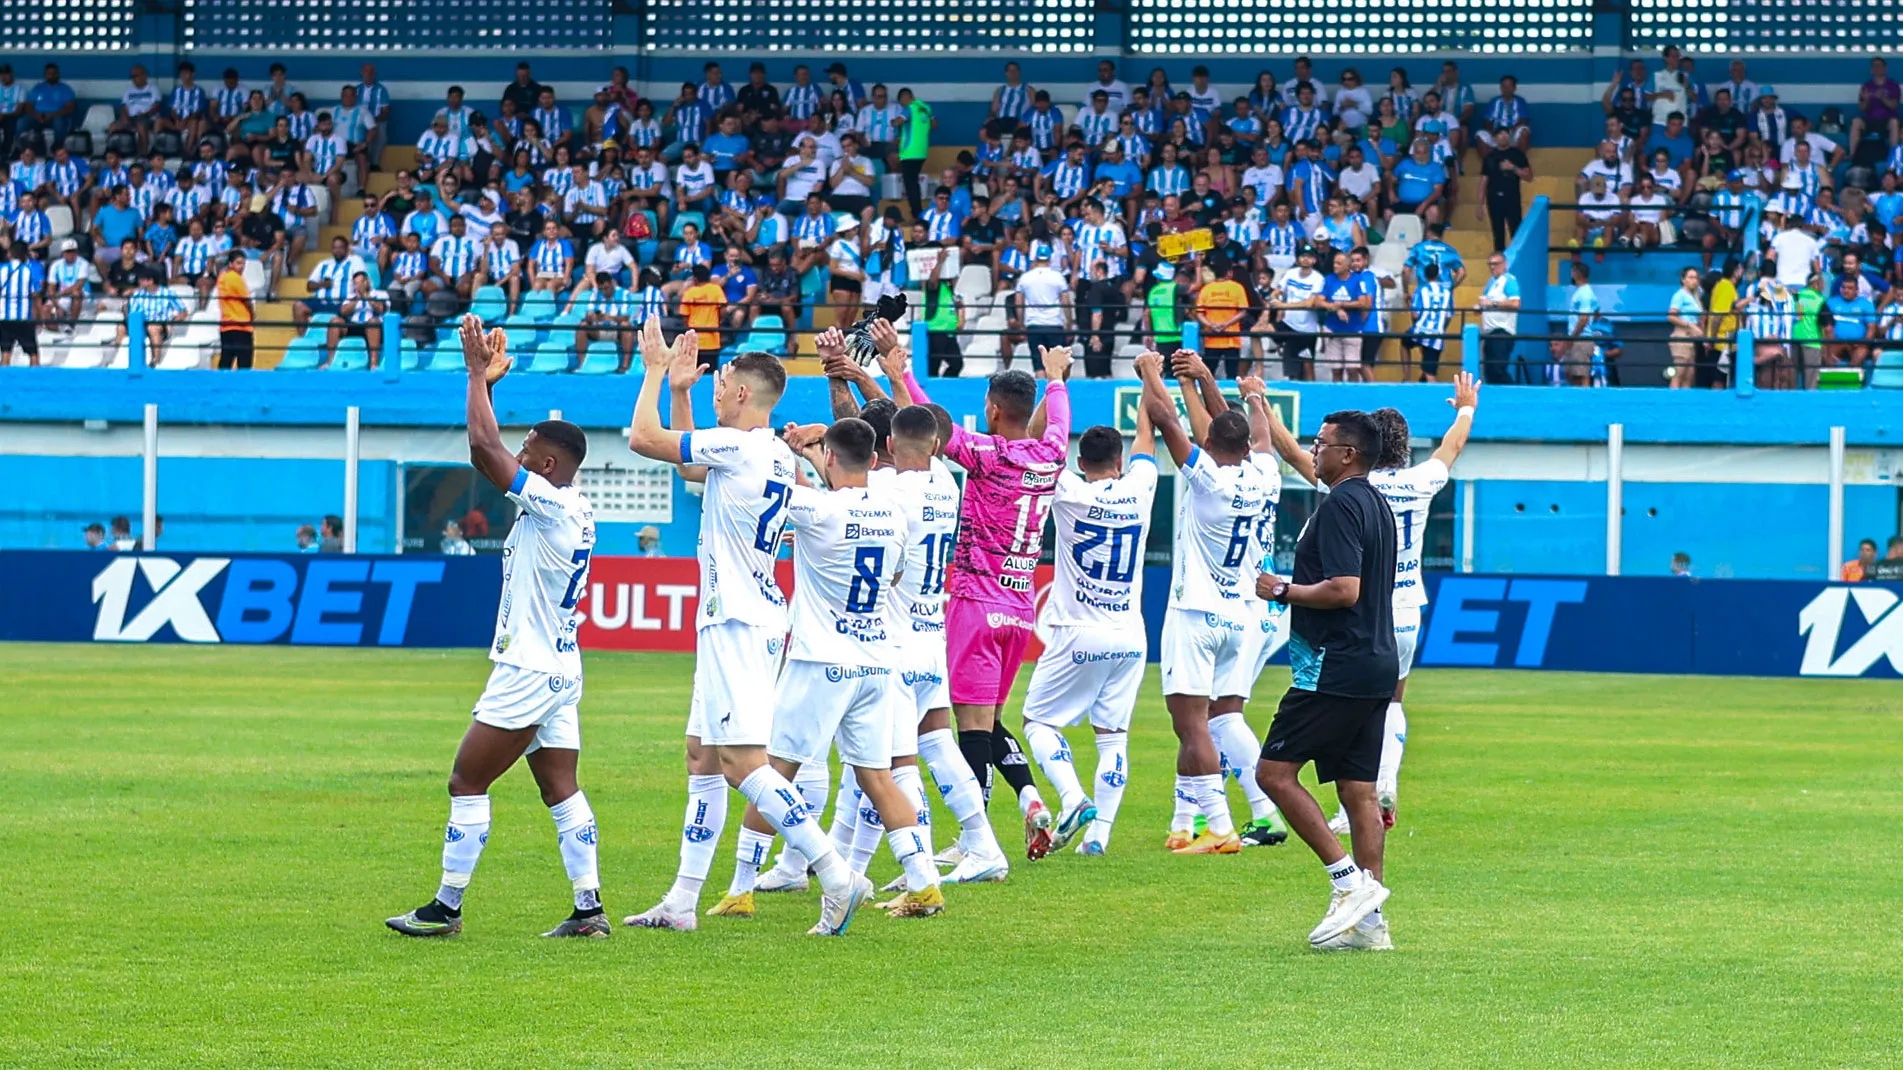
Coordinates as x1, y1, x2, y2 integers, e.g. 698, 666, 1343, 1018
437, 793, 490, 910
1024, 721, 1087, 812
827, 765, 861, 857
1016, 782, 1044, 816
1325, 855, 1364, 891
1377, 701, 1407, 800
794, 761, 832, 818
1192, 773, 1234, 836
847, 785, 885, 876
738, 765, 847, 895
1170, 774, 1198, 833
886, 825, 938, 892
1086, 731, 1129, 845
548, 791, 600, 912
891, 765, 936, 872
662, 774, 726, 912
919, 728, 1000, 857
1357, 907, 1385, 932
729, 827, 775, 896
1210, 712, 1279, 822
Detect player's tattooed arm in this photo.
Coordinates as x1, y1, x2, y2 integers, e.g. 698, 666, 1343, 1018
1432, 370, 1480, 470
1170, 348, 1224, 442
819, 325, 885, 413
460, 314, 522, 492
629, 316, 689, 465
1134, 350, 1193, 466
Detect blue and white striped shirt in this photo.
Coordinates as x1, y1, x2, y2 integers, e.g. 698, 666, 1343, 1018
530, 238, 573, 276
997, 83, 1031, 123
1486, 95, 1527, 129
922, 206, 961, 243
49, 255, 92, 292
483, 239, 521, 278
1264, 221, 1302, 259
1113, 132, 1151, 163
698, 81, 736, 111
1077, 109, 1118, 147
1024, 107, 1062, 151
48, 157, 87, 197
1075, 220, 1126, 277
10, 159, 47, 190
1882, 301, 1903, 342
128, 286, 186, 323
189, 159, 227, 194
1711, 188, 1749, 230
174, 234, 220, 276
269, 183, 314, 221
1046, 160, 1088, 200
623, 117, 662, 149
1281, 105, 1326, 143
0, 259, 39, 320
431, 235, 480, 278
392, 249, 429, 281
792, 213, 835, 244
145, 169, 177, 194
534, 105, 570, 140
999, 245, 1029, 277
214, 86, 249, 119
416, 130, 461, 165
1410, 280, 1454, 338
305, 133, 347, 174
166, 185, 208, 221
351, 212, 397, 256
169, 84, 206, 118
345, 289, 387, 323
1146, 164, 1190, 197
564, 182, 608, 224
784, 83, 821, 121
673, 240, 712, 270
355, 82, 391, 117
1745, 290, 1793, 340
671, 101, 712, 144
307, 255, 365, 300
0, 182, 16, 216
10, 210, 49, 245
96, 164, 132, 193
542, 167, 576, 197
1127, 105, 1165, 137
632, 285, 669, 324
1289, 160, 1335, 216
286, 110, 316, 141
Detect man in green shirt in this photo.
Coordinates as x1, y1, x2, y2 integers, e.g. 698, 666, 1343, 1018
920, 248, 964, 376
896, 87, 935, 220
1144, 261, 1185, 350
1792, 274, 1826, 388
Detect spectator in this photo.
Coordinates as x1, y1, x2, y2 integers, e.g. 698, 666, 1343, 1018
1870, 537, 1903, 581
1739, 265, 1796, 389
0, 64, 25, 160
1390, 137, 1449, 226
440, 520, 475, 556
715, 246, 758, 332
19, 63, 77, 150
566, 271, 635, 372
84, 522, 108, 550
1407, 259, 1454, 383
295, 524, 320, 552
918, 249, 964, 377
1843, 538, 1880, 582
320, 515, 343, 552
0, 241, 41, 368
1649, 46, 1692, 132
1012, 242, 1071, 375
215, 251, 253, 369
110, 65, 161, 156
1476, 129, 1532, 252
111, 516, 136, 551
895, 87, 935, 218
1317, 249, 1372, 383
1824, 271, 1878, 372
1562, 261, 1599, 387
1476, 250, 1522, 384
1670, 551, 1693, 577
1475, 76, 1531, 156
1667, 266, 1705, 389
637, 526, 664, 557
43, 243, 97, 333
324, 271, 387, 368
1624, 174, 1674, 249
296, 236, 367, 328
1851, 58, 1900, 153
680, 263, 727, 369
118, 267, 185, 355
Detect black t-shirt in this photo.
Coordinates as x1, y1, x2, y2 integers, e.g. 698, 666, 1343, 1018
756, 265, 797, 300
1481, 148, 1529, 201
1289, 475, 1397, 698
962, 216, 1004, 266
750, 127, 792, 167
1613, 106, 1650, 139
1696, 106, 1744, 145
737, 84, 781, 116
239, 211, 284, 250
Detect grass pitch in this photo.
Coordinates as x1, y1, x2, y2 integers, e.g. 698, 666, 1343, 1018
1, 645, 1898, 1069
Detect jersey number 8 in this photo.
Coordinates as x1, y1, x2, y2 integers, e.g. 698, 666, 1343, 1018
846, 546, 885, 613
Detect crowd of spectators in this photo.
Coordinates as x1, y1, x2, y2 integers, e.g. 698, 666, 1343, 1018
0, 50, 1901, 382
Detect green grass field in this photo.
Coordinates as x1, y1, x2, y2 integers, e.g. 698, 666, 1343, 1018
2, 645, 1899, 1068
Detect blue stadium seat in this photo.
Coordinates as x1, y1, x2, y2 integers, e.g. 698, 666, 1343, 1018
468, 285, 509, 325
398, 337, 424, 371
328, 337, 371, 372
575, 341, 622, 375
519, 290, 558, 323
734, 314, 788, 357
277, 333, 324, 370
669, 211, 706, 240
423, 341, 466, 372
525, 339, 575, 374
502, 319, 544, 352
1870, 349, 1903, 389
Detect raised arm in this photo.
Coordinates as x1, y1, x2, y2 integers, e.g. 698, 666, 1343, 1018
668, 328, 710, 483
1431, 370, 1479, 470
1032, 345, 1073, 443
874, 333, 914, 408
1131, 390, 1157, 460
1169, 348, 1220, 444
1134, 349, 1193, 466
1238, 375, 1274, 454
629, 316, 688, 464
1259, 379, 1316, 485
459, 315, 520, 492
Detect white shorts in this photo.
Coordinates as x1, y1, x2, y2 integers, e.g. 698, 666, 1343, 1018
1160, 608, 1250, 698
770, 660, 901, 770
1022, 624, 1148, 732
1217, 607, 1289, 700
472, 662, 583, 753
687, 621, 785, 747
894, 632, 950, 758
1395, 603, 1422, 680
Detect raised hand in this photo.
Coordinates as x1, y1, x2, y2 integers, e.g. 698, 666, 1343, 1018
668, 325, 705, 391
782, 422, 829, 451
638, 315, 672, 371
1039, 344, 1073, 382
876, 343, 909, 384
1170, 348, 1212, 381
868, 317, 903, 356
1449, 369, 1480, 410
461, 314, 510, 383
814, 326, 847, 362
1133, 349, 1164, 380
1239, 374, 1267, 399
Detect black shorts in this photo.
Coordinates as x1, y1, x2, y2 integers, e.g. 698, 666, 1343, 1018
0, 320, 37, 357
1261, 689, 1388, 784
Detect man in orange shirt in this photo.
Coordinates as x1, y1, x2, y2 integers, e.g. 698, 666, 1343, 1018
1195, 261, 1249, 378
679, 263, 727, 371
1841, 538, 1878, 582
214, 251, 254, 370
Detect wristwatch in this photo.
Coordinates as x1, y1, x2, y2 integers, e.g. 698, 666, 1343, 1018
1270, 582, 1290, 604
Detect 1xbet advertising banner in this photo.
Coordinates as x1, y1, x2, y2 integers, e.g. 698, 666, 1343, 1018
3, 552, 1899, 680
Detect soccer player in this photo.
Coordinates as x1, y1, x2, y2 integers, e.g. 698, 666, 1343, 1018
1020, 404, 1157, 855
1174, 358, 1293, 849
385, 316, 605, 939
625, 319, 874, 935
1263, 372, 1479, 831
1138, 349, 1280, 855
710, 417, 946, 922
898, 332, 1074, 859
1253, 409, 1398, 951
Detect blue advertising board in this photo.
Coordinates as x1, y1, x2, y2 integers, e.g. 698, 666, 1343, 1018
3, 552, 1900, 680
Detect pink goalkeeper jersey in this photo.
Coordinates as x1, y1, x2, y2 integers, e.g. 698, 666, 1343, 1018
906, 371, 1071, 608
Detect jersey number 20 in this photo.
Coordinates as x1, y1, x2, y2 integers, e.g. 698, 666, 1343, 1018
1072, 522, 1141, 583
754, 480, 792, 551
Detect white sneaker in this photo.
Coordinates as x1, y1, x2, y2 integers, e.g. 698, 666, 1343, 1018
1327, 809, 1352, 835
1308, 878, 1389, 946
943, 852, 1009, 884
624, 901, 699, 932
754, 866, 810, 894
809, 873, 875, 936
934, 843, 968, 867
1349, 917, 1394, 951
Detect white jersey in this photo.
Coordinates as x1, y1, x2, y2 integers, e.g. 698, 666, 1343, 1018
783, 484, 914, 667
492, 469, 596, 676
682, 426, 798, 631
1169, 448, 1280, 620
1047, 456, 1158, 629
1235, 449, 1286, 620
868, 459, 961, 644
1369, 458, 1448, 610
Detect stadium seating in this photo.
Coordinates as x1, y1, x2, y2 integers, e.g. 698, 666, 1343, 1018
328, 337, 371, 372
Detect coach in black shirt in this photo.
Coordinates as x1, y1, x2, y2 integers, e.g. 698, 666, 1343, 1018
1254, 406, 1399, 950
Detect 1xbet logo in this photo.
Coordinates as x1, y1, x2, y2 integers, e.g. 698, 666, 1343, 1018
1798, 587, 1903, 677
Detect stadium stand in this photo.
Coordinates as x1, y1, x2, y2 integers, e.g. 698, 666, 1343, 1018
0, 1, 1900, 388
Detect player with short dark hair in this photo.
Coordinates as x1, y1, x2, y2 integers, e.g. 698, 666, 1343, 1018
1255, 407, 1399, 951
386, 316, 603, 939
